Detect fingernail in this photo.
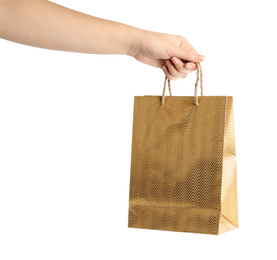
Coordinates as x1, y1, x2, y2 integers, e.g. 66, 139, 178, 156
196, 54, 205, 61
186, 64, 193, 69
172, 57, 179, 64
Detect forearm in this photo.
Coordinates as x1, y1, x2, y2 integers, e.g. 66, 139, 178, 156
0, 0, 141, 55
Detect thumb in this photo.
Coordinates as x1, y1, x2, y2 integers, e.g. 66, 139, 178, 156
174, 46, 205, 63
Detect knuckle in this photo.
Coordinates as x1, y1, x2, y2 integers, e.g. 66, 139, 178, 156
177, 35, 185, 41
186, 48, 194, 55
166, 60, 180, 75
178, 67, 188, 74
167, 74, 177, 81
185, 48, 196, 59
165, 61, 174, 74
176, 35, 187, 42
174, 61, 183, 71
168, 73, 174, 79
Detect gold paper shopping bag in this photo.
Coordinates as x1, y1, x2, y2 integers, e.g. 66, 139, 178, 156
128, 63, 238, 235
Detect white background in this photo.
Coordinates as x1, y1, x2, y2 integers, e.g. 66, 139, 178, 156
0, 0, 276, 259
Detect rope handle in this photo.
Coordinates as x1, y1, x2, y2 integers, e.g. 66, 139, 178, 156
161, 62, 203, 106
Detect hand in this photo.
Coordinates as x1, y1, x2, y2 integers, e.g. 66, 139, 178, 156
127, 29, 205, 80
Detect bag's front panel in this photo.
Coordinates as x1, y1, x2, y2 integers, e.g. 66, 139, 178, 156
129, 96, 227, 234
129, 206, 220, 235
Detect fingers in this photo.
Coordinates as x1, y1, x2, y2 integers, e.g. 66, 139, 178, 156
161, 57, 196, 80
183, 61, 197, 71
177, 48, 205, 63
175, 40, 205, 63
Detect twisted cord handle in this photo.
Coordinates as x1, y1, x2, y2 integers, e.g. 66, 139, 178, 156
161, 62, 203, 106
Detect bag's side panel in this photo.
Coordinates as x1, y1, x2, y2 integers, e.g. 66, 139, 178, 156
219, 96, 239, 234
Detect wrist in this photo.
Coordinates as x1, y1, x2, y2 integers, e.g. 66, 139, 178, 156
125, 26, 145, 57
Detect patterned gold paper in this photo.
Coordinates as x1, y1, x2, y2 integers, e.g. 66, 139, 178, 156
128, 95, 238, 235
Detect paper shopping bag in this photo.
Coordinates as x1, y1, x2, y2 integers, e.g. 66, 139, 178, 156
128, 63, 238, 235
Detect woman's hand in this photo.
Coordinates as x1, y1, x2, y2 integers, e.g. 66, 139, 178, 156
0, 0, 204, 81
127, 29, 205, 80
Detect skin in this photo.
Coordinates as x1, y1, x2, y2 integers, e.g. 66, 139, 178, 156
0, 0, 205, 80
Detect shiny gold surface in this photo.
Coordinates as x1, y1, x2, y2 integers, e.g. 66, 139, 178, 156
128, 96, 238, 235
